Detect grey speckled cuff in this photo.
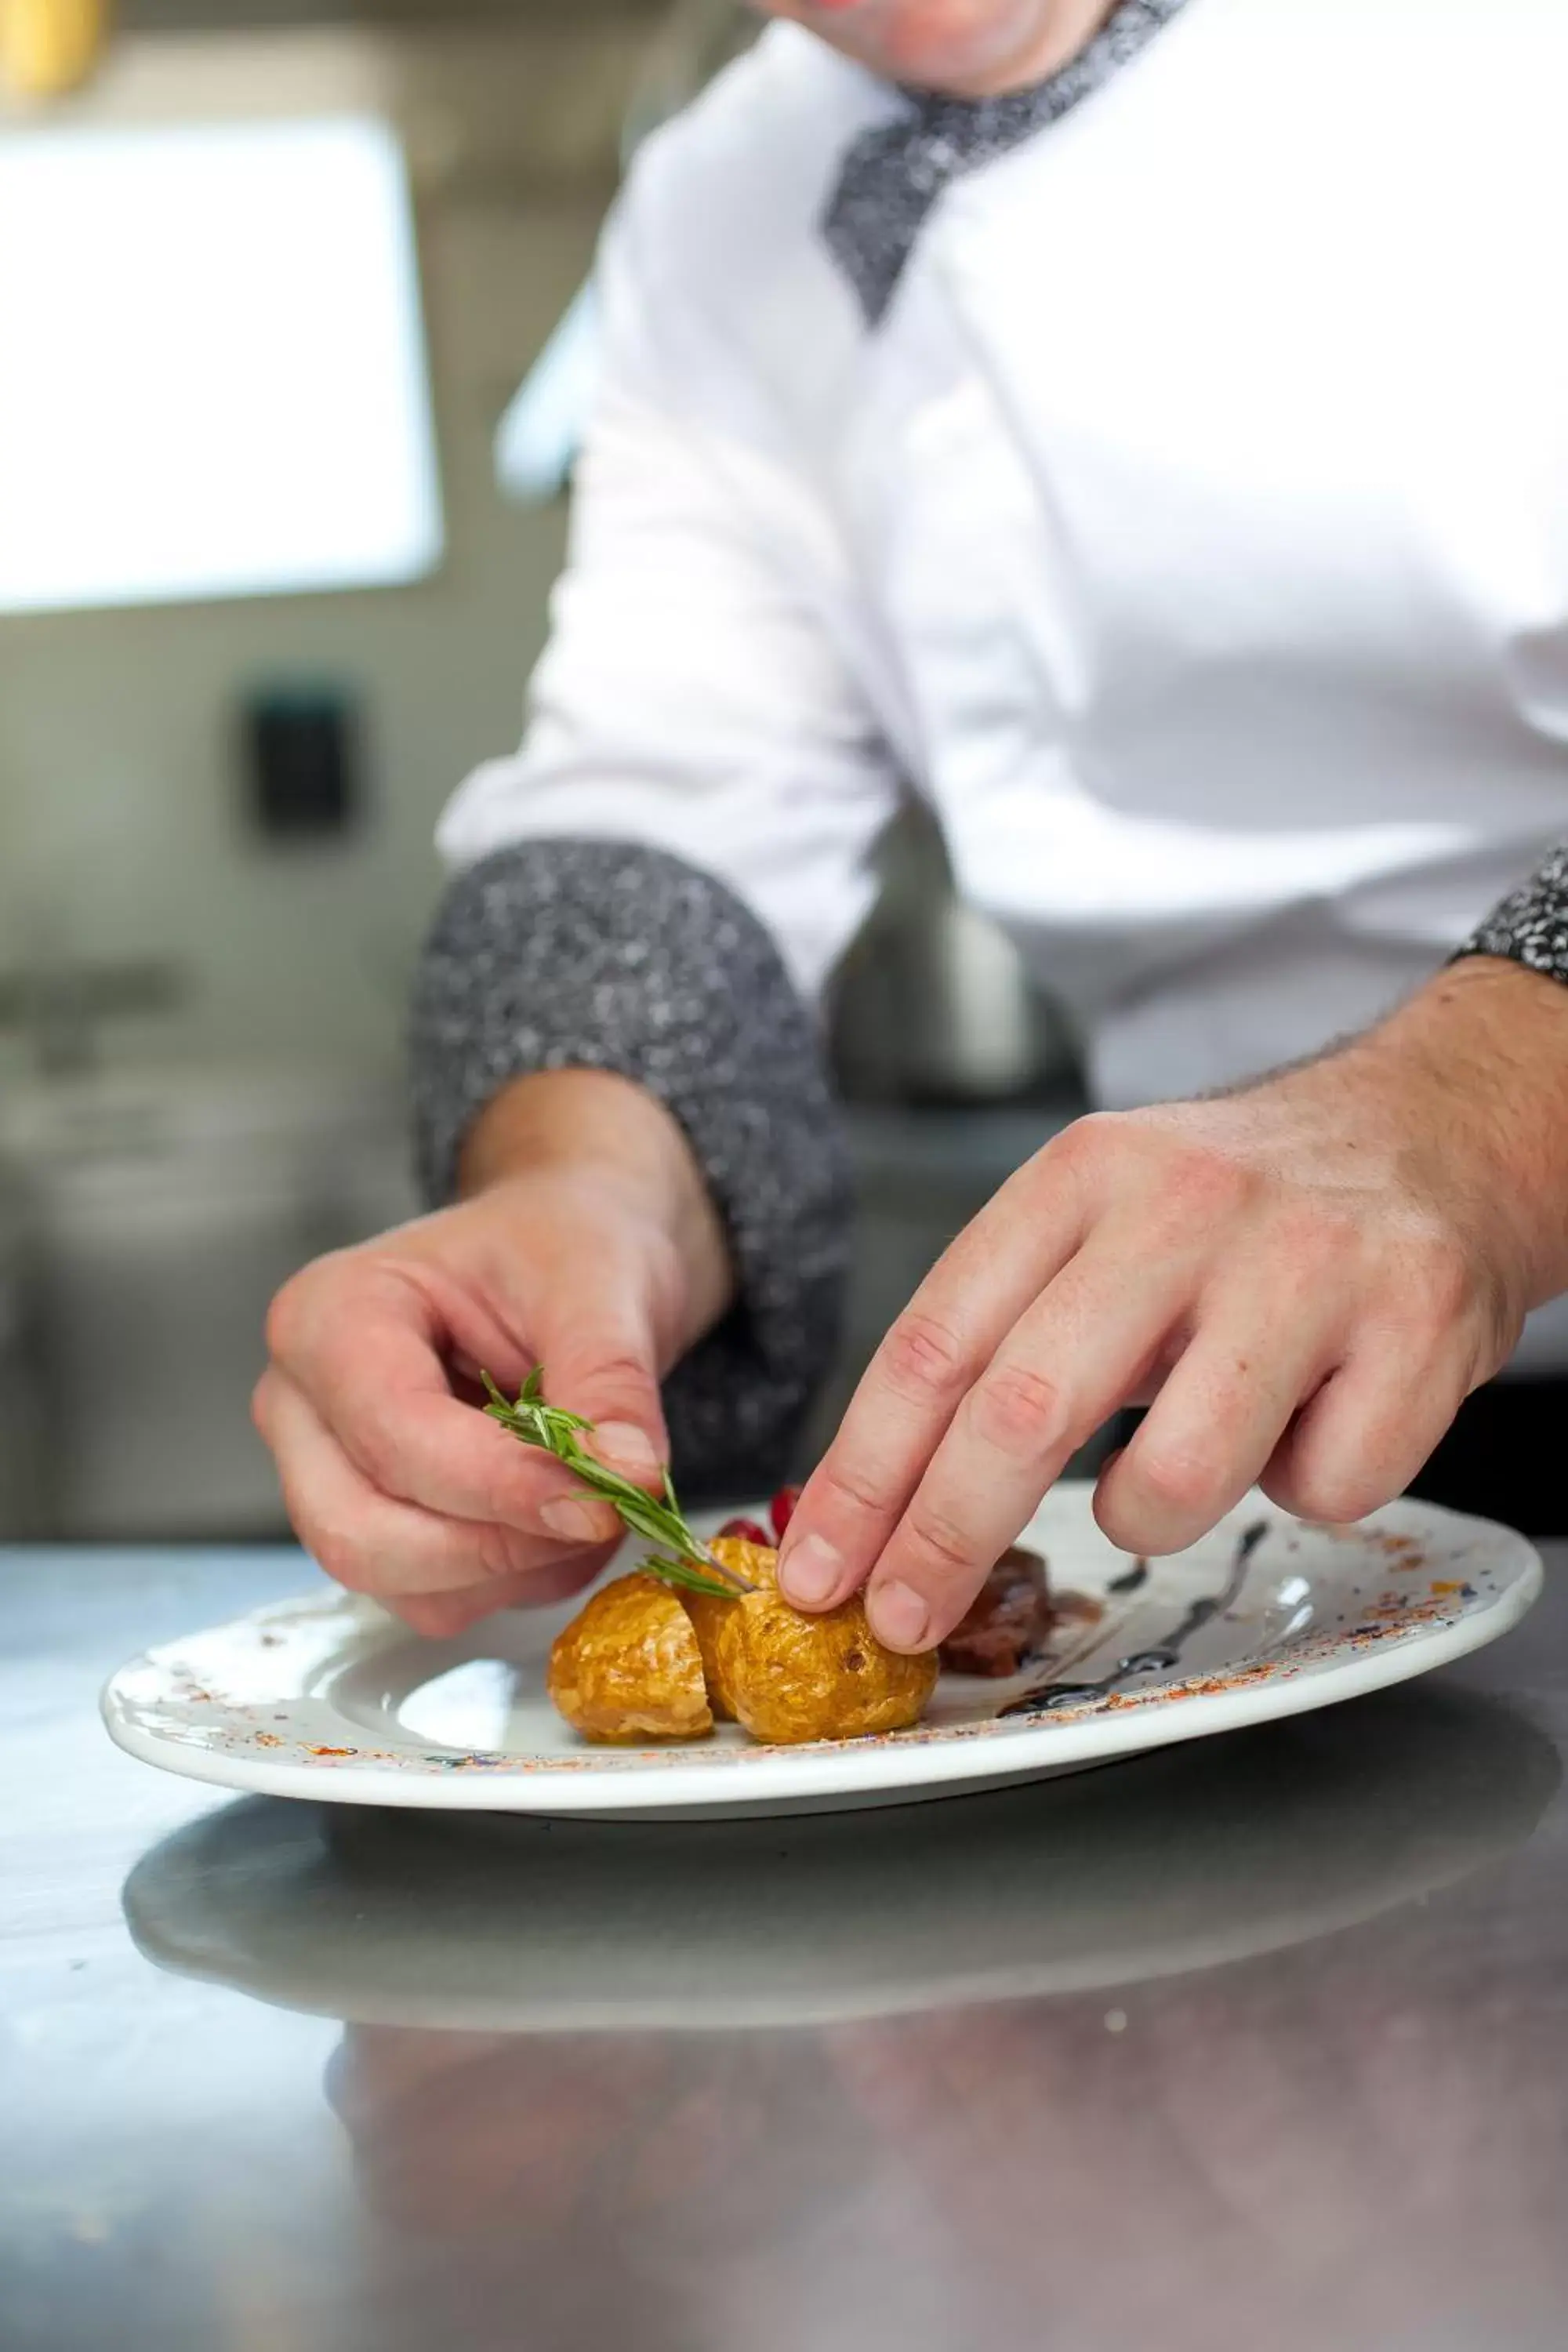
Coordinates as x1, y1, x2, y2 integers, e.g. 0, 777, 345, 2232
409, 839, 851, 1501
1457, 846, 1568, 985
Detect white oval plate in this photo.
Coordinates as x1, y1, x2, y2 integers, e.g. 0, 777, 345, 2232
102, 1489, 1541, 1820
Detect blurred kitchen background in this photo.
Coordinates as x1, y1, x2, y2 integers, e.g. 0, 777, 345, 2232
0, 0, 1083, 1544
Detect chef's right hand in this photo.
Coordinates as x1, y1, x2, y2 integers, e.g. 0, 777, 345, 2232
253, 1070, 733, 1638
777, 957, 1568, 1651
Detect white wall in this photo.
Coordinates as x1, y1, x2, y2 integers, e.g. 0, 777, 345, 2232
0, 20, 637, 1084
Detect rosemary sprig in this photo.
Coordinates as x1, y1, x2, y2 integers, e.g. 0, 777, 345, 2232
481, 1367, 753, 1602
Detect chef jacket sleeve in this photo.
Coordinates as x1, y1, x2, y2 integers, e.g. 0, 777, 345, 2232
1457, 844, 1568, 988
409, 172, 901, 1497
433, 169, 900, 1010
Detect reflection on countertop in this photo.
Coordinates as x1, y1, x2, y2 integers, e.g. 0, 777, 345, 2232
8, 1540, 1568, 2352
124, 1685, 1556, 2033
116, 1682, 1566, 2351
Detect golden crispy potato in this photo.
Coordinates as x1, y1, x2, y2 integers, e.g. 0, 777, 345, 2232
548, 1574, 713, 1744
683, 1537, 779, 1722
713, 1582, 938, 1746
707, 1534, 780, 1591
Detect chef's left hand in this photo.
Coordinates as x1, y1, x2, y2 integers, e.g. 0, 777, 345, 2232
778, 957, 1568, 1652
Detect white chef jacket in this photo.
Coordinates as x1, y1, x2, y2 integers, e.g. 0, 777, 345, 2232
441, 0, 1568, 1130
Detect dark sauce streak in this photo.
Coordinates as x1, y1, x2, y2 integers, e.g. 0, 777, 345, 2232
1107, 1557, 1149, 1596
1008, 1588, 1104, 1677
1002, 1520, 1269, 1720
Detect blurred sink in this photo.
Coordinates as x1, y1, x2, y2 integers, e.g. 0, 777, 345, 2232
0, 1063, 420, 1540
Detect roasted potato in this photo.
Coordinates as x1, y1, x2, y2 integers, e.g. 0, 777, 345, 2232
548, 1573, 713, 1744
550, 1537, 938, 1748
713, 1581, 938, 1746
683, 1536, 778, 1721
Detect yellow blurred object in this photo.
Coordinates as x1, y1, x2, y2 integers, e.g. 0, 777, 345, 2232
0, 0, 113, 99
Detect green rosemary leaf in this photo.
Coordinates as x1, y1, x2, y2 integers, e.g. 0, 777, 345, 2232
602, 1488, 686, 1545
640, 1552, 753, 1601
545, 1446, 693, 1541
481, 1363, 755, 1597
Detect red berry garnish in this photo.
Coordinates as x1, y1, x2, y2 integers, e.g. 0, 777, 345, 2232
716, 1516, 771, 1546
770, 1484, 802, 1540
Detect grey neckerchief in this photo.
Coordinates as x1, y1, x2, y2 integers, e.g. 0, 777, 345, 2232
822, 0, 1192, 326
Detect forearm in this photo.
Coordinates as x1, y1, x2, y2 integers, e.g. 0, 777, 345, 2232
1439, 839, 1568, 1305
1359, 954, 1568, 1313
459, 1067, 735, 1355
408, 837, 853, 1497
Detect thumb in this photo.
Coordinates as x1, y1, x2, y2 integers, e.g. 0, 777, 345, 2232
532, 1274, 670, 1491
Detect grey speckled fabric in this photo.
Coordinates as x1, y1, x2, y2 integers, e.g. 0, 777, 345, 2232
822, 0, 1191, 325
409, 840, 851, 1501
1458, 846, 1568, 985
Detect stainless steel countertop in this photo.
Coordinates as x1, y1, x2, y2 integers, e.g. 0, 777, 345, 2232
4, 1543, 1567, 2352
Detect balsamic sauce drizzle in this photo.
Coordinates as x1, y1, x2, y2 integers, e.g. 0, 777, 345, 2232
1002, 1520, 1269, 1719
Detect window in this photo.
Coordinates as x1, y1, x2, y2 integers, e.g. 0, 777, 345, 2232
0, 113, 443, 614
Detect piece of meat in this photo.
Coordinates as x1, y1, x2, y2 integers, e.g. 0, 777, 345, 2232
938, 1545, 1054, 1679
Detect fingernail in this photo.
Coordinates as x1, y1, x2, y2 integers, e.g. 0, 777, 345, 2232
869, 1579, 931, 1651
590, 1421, 662, 1482
779, 1532, 844, 1608
541, 1496, 620, 1544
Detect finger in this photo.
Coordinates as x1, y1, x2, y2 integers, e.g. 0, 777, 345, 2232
778, 1149, 1093, 1611
527, 1267, 671, 1494
269, 1271, 623, 1545
257, 1369, 612, 1602
856, 1231, 1204, 1650
1093, 1277, 1338, 1555
1260, 1340, 1472, 1526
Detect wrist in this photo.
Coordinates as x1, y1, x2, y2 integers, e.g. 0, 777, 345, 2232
1346, 956, 1568, 1311
459, 1069, 735, 1340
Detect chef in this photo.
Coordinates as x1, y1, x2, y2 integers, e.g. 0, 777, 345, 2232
255, 0, 1568, 1654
